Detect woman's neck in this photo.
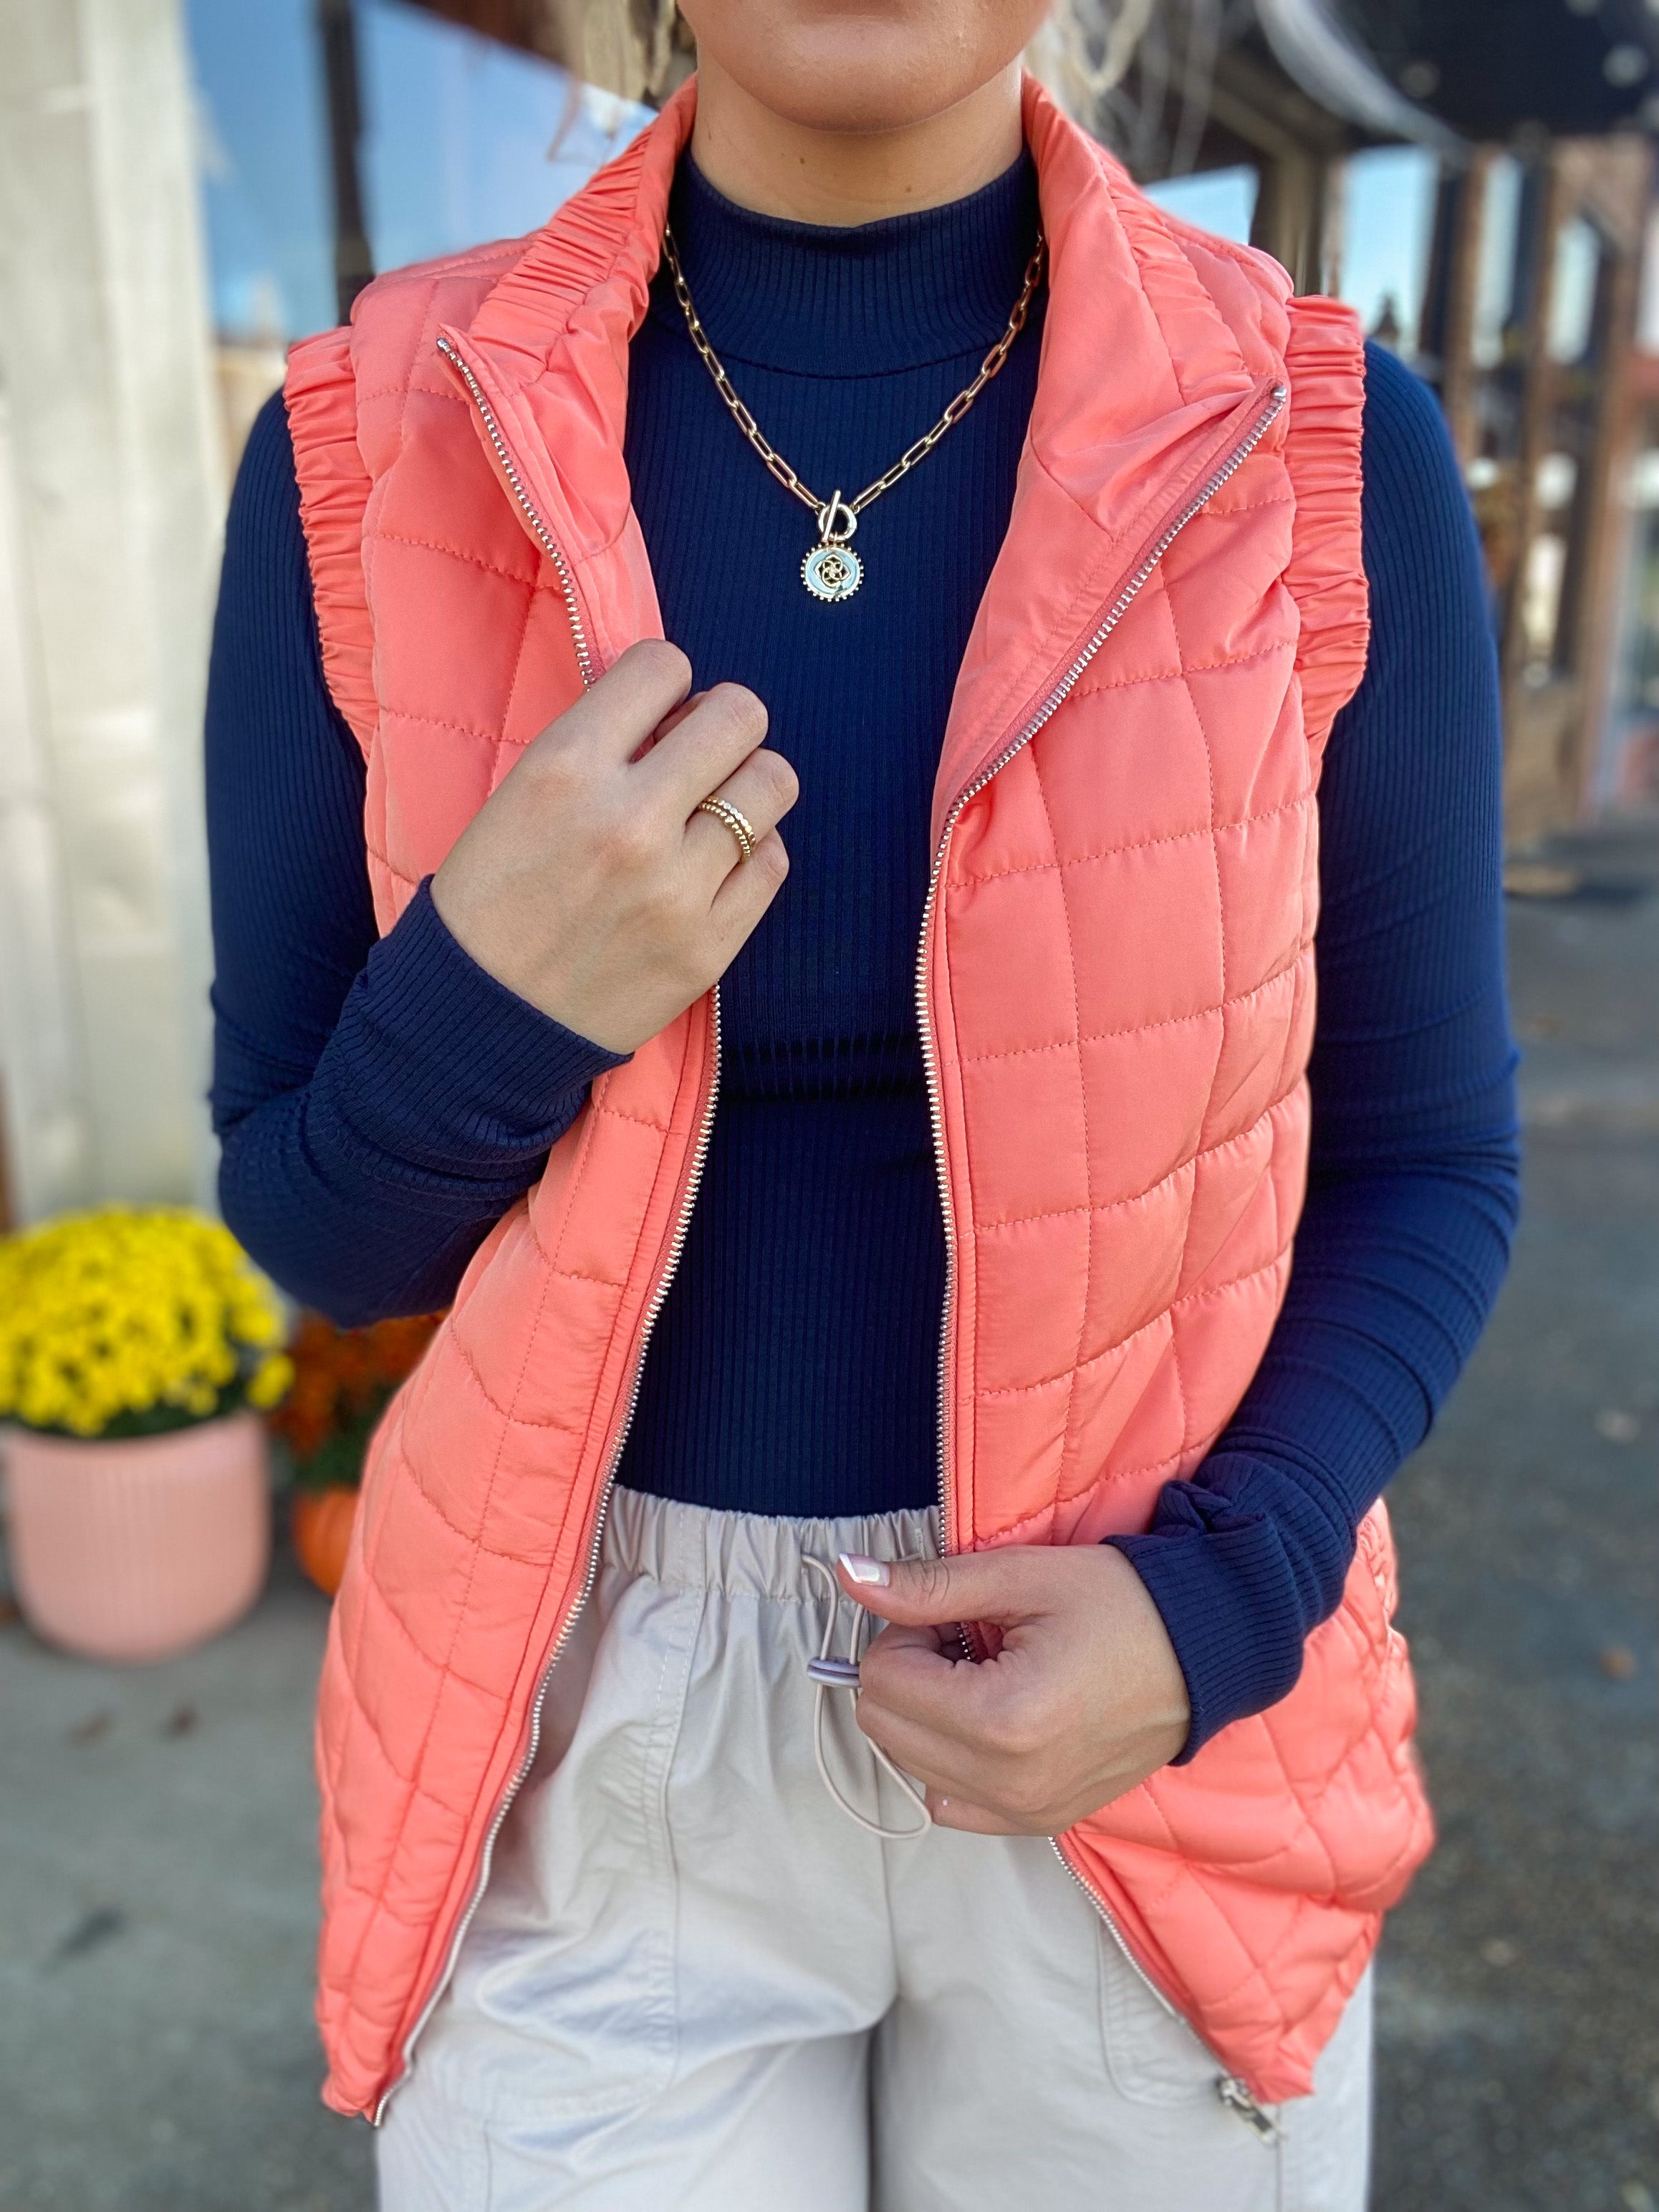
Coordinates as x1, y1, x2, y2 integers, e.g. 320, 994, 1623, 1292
658, 151, 1041, 375
688, 54, 1024, 226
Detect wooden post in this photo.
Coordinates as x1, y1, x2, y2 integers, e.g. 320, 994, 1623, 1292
318, 0, 375, 322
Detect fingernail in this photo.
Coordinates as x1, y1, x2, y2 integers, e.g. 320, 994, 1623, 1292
839, 1552, 890, 1588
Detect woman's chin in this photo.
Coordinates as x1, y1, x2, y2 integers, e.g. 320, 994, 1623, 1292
682, 1, 1039, 143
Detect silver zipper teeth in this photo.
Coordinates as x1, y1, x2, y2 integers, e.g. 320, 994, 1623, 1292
913, 379, 1288, 2136
376, 350, 726, 2122
435, 335, 599, 688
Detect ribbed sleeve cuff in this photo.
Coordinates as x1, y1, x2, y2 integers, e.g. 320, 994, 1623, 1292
338, 878, 627, 1167
1109, 1474, 1312, 1764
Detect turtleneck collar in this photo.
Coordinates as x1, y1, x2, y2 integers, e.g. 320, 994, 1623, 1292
652, 149, 1043, 378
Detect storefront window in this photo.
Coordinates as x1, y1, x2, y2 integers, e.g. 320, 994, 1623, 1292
1339, 145, 1441, 357
1143, 165, 1259, 244
357, 1, 651, 277
1471, 155, 1523, 370
186, 0, 651, 462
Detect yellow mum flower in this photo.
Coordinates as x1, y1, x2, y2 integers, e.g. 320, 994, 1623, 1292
0, 1206, 290, 1438
247, 1352, 295, 1410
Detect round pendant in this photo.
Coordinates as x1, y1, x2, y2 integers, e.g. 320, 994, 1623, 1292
802, 542, 863, 602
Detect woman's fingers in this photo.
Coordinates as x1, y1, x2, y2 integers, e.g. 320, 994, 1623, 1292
857, 1696, 1065, 1835
685, 746, 800, 885
852, 1696, 992, 1804
541, 638, 693, 767
707, 827, 792, 946
857, 1618, 1001, 1744
638, 678, 773, 811
630, 687, 708, 761
925, 1792, 1023, 1836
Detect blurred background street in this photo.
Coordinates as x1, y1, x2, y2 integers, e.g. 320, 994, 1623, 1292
3, 1, 1658, 2205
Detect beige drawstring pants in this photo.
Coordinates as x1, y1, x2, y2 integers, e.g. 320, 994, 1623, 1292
377, 1486, 1372, 2211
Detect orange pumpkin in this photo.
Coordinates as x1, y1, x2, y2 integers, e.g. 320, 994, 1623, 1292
291, 1485, 358, 1598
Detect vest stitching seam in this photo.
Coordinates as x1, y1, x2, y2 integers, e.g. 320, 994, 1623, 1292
1098, 159, 1195, 410
1250, 1693, 1350, 1900
590, 1105, 674, 1134
971, 1095, 1301, 1237
951, 794, 1306, 889
938, 900, 983, 1550
456, 1274, 637, 1406
973, 1140, 1203, 1231
333, 1385, 426, 1809
407, 1377, 584, 1531
333, 1076, 565, 2016
350, 1547, 514, 1706
355, 280, 441, 915
326, 1688, 416, 1817
326, 1391, 410, 1813
1126, 1774, 1190, 1875
1166, 1270, 1195, 1456
378, 707, 525, 751
959, 949, 1307, 1062
392, 279, 445, 459
1269, 829, 1317, 1153
1161, 206, 1287, 293
376, 530, 552, 589
1070, 639, 1295, 696
1027, 742, 1095, 1530
1232, 1887, 1324, 2003
1167, 590, 1228, 1465
355, 381, 472, 407
1188, 493, 1295, 522
1180, 1880, 1293, 2006
496, 563, 542, 779
983, 1443, 1187, 1539
974, 1246, 1286, 1400
358, 239, 525, 295
516, 1015, 726, 1671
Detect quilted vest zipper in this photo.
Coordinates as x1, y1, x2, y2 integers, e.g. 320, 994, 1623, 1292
913, 376, 1287, 2138
378, 336, 723, 2125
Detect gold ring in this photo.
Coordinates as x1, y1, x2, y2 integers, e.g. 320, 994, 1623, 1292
694, 795, 758, 863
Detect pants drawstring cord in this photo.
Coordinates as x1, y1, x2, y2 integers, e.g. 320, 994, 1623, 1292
800, 1554, 931, 1842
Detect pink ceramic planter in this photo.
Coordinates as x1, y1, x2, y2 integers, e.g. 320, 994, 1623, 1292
2, 1410, 271, 1663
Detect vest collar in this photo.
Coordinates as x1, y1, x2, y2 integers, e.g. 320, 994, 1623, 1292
438, 73, 1290, 835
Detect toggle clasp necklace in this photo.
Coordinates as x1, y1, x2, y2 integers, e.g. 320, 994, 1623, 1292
661, 224, 1045, 605
803, 491, 862, 603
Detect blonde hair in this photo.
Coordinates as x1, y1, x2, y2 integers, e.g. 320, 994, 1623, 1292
539, 0, 693, 105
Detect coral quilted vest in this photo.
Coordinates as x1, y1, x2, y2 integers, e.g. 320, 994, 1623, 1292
285, 74, 1432, 2122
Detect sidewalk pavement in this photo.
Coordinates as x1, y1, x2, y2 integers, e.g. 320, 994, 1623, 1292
1, 822, 1654, 2212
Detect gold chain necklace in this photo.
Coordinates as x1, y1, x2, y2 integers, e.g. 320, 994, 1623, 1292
660, 223, 1046, 603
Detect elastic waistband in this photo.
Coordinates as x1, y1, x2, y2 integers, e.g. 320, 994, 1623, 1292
605, 1485, 941, 1600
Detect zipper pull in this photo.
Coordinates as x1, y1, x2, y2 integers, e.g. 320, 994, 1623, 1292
1216, 2075, 1279, 2141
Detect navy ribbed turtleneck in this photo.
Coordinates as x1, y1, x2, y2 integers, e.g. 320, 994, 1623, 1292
204, 155, 1517, 1755
613, 155, 1044, 1517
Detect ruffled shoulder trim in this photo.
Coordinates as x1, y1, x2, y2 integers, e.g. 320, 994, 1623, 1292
466, 82, 693, 372
1281, 297, 1370, 766
284, 326, 378, 761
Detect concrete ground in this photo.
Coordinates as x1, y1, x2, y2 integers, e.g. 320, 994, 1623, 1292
0, 822, 1654, 2212
1371, 818, 1659, 2212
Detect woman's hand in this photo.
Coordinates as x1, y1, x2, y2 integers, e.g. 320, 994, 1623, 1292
835, 1544, 1191, 1834
431, 640, 796, 1052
